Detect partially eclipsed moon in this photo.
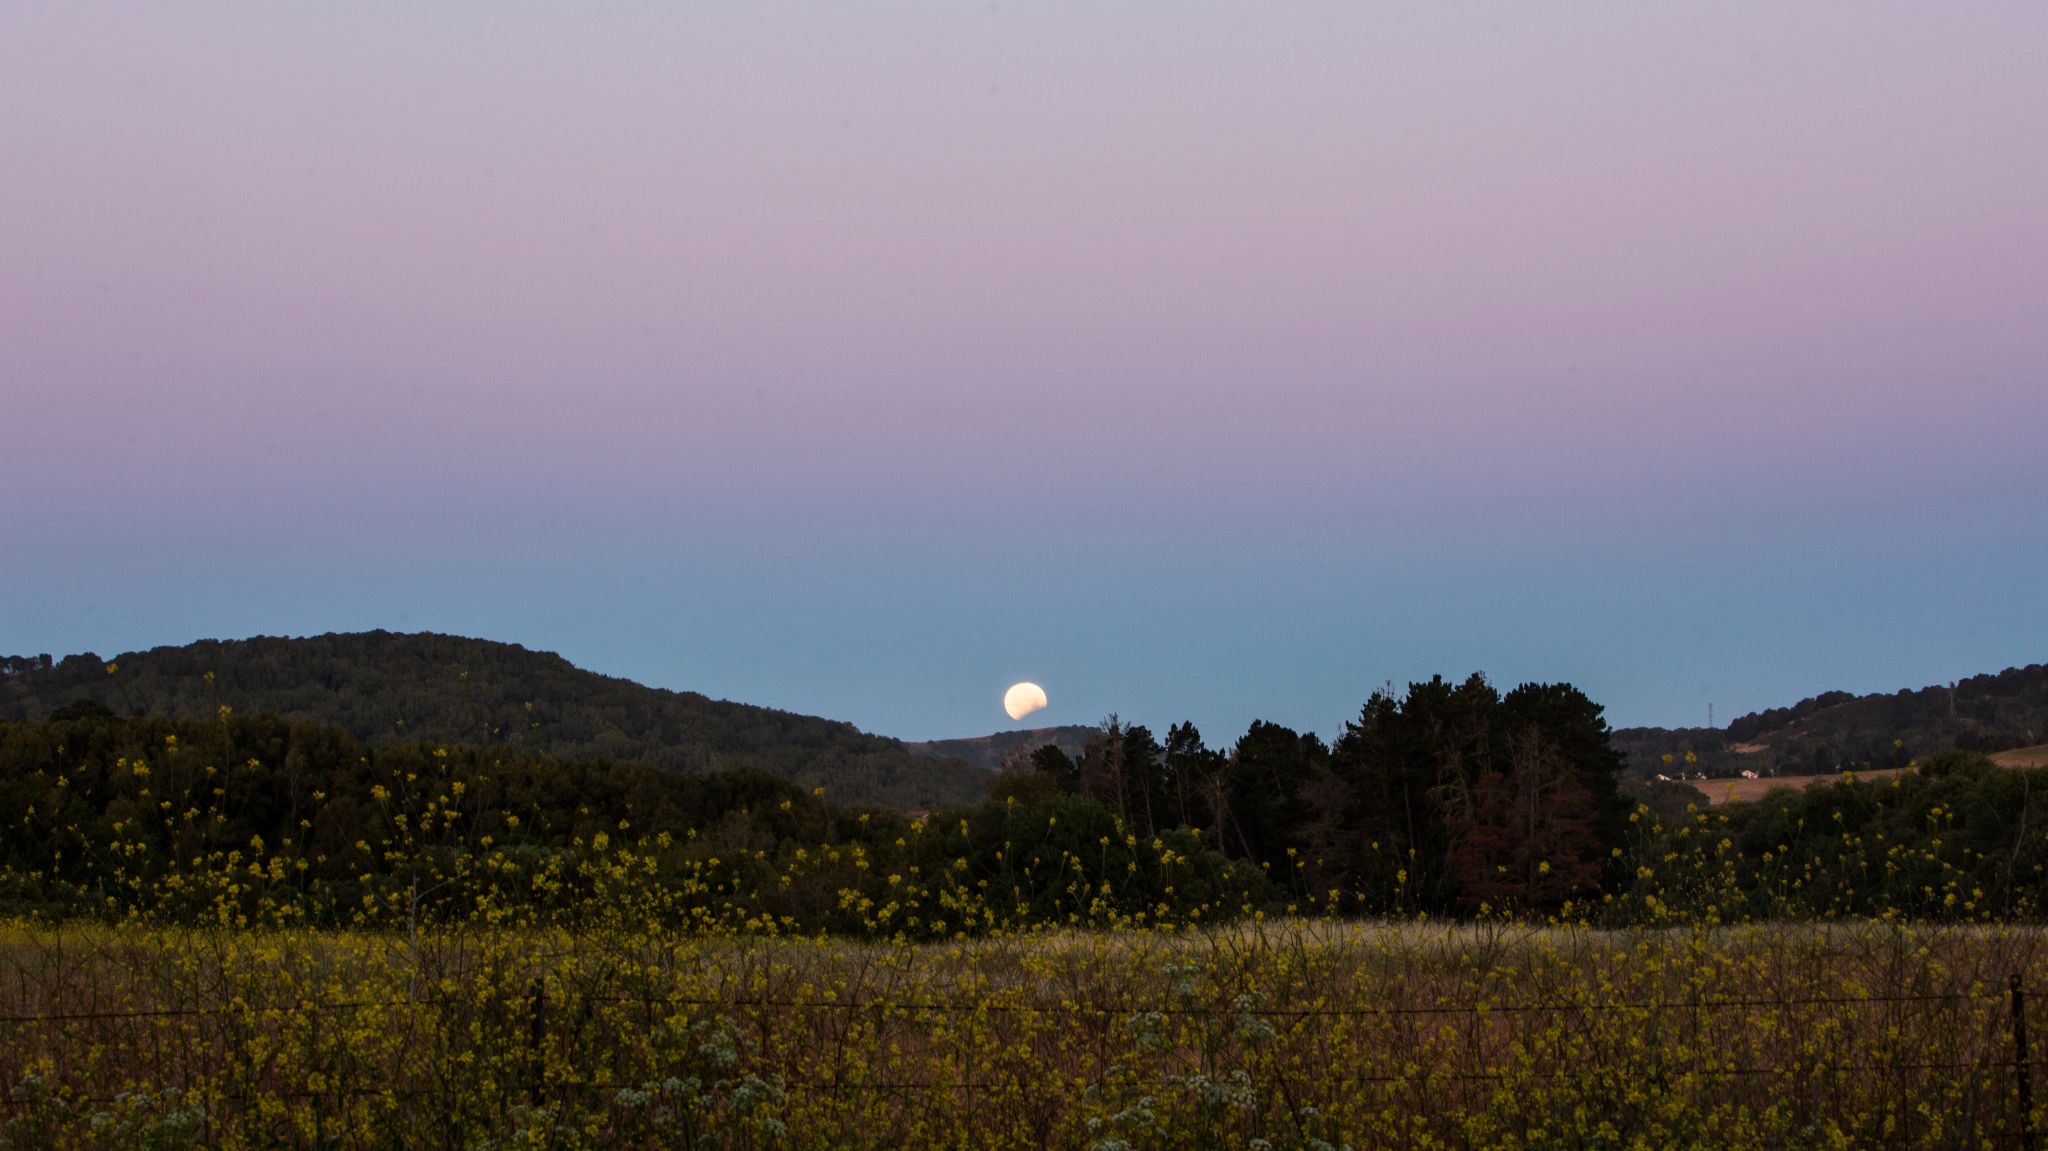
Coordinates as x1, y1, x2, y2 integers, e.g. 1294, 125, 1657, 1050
1003, 681, 1048, 721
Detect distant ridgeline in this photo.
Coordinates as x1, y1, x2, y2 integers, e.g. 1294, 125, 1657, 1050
0, 633, 986, 810
909, 724, 1096, 771
1612, 663, 2048, 778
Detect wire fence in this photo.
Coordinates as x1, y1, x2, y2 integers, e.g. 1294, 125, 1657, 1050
2, 946, 2044, 1149
1, 987, 2041, 1113
1, 983, 2000, 1017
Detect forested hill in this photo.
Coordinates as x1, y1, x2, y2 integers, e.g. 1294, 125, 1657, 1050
0, 633, 986, 809
1613, 662, 2048, 778
909, 725, 1095, 770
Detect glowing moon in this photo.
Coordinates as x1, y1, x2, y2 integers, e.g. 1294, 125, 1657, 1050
1003, 681, 1048, 721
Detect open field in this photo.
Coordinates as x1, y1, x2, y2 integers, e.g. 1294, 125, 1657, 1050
1688, 766, 1912, 806
2, 918, 2045, 1149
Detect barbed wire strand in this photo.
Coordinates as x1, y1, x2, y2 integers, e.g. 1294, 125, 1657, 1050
0, 986, 2004, 1025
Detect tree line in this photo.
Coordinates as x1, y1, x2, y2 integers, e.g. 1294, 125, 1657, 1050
0, 705, 1265, 931
996, 675, 1629, 912
9, 682, 2048, 929
0, 673, 1637, 924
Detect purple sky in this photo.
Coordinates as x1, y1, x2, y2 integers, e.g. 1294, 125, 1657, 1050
5, 3, 2046, 742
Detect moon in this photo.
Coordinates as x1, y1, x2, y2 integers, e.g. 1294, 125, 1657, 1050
1003, 681, 1048, 721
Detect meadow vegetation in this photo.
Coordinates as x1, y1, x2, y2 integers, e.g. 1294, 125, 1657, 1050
4, 918, 2039, 1149
5, 681, 2048, 1148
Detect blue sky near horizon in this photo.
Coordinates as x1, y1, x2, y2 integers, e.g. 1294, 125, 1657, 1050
4, 3, 2045, 743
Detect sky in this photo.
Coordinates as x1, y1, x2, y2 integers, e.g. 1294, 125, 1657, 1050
4, 3, 2045, 744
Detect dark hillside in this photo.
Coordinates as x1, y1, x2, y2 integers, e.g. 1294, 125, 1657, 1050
0, 632, 984, 809
1613, 662, 2048, 778
909, 725, 1095, 770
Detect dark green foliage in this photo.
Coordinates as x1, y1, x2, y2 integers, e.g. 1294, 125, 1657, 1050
996, 678, 1633, 914
1626, 755, 2048, 920
964, 677, 1631, 914
1029, 742, 1079, 790
23, 687, 2048, 925
0, 710, 805, 918
0, 632, 985, 809
53, 634, 2048, 923
1617, 776, 1701, 826
985, 762, 1066, 806
0, 712, 1269, 931
1074, 718, 1176, 840
1916, 748, 1993, 777
1324, 675, 1628, 912
1219, 720, 1330, 868
933, 794, 1272, 927
985, 743, 1074, 805
1161, 721, 1225, 842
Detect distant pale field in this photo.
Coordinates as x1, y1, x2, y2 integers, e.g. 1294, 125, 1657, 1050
1999, 744, 2048, 768
1688, 743, 2048, 805
1689, 767, 1912, 805
1, 918, 2044, 1148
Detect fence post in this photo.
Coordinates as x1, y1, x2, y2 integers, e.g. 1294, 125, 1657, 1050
2016, 973, 2036, 1151
527, 978, 547, 1108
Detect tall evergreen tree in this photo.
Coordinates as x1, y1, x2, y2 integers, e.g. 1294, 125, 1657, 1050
1162, 722, 1222, 843
1331, 675, 1625, 911
1221, 721, 1328, 873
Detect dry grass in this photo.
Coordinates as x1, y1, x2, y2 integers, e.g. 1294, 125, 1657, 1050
1689, 766, 1913, 806
1995, 744, 2048, 768
1, 918, 2043, 1149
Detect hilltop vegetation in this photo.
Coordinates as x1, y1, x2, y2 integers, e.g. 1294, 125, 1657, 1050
1613, 661, 2048, 778
908, 724, 1094, 770
0, 633, 985, 809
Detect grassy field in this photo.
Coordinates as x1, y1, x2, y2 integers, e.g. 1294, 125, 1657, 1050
3, 917, 2043, 1149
